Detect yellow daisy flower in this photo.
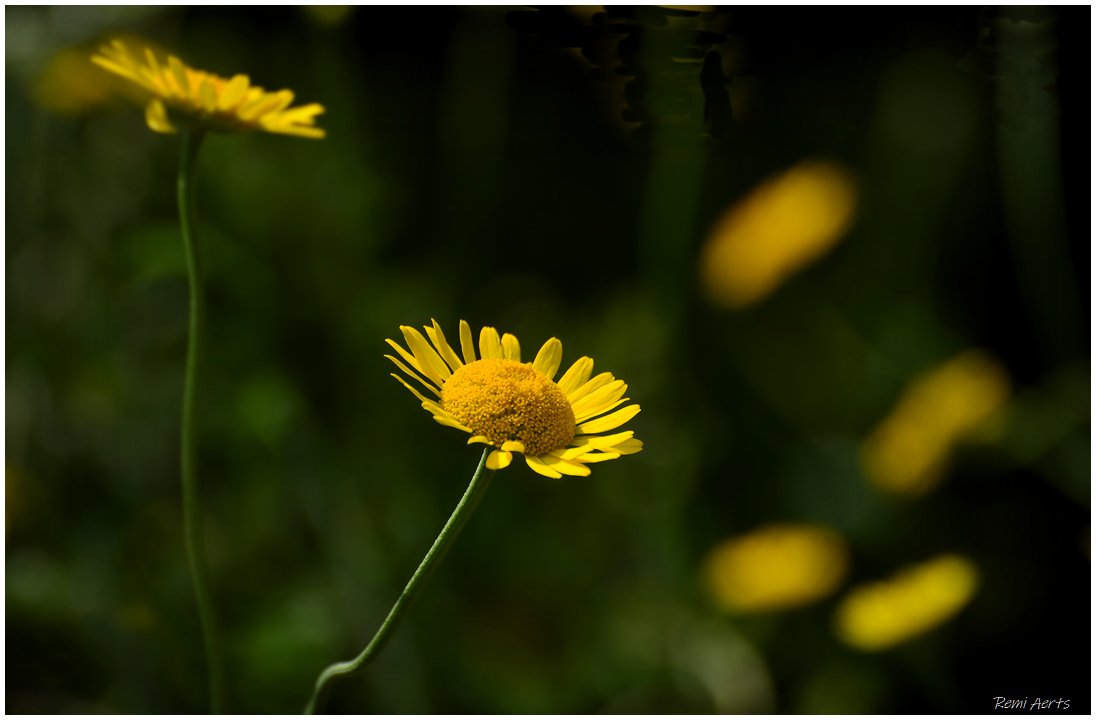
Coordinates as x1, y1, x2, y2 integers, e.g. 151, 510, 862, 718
386, 320, 643, 477
90, 39, 325, 139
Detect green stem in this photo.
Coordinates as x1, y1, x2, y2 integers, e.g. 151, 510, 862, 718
304, 448, 496, 714
177, 128, 225, 714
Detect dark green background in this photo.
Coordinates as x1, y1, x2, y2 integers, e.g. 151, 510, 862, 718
6, 5, 1090, 714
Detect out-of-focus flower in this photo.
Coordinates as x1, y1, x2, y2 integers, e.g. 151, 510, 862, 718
34, 46, 120, 113
386, 319, 643, 478
703, 523, 849, 613
699, 160, 857, 308
834, 554, 979, 651
90, 39, 325, 138
860, 351, 1010, 496
302, 5, 354, 27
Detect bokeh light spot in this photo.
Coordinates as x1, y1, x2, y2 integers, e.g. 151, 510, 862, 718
700, 160, 857, 309
834, 554, 979, 651
703, 523, 849, 613
860, 350, 1010, 496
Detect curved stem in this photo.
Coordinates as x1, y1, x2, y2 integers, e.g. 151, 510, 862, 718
305, 448, 496, 714
177, 129, 225, 713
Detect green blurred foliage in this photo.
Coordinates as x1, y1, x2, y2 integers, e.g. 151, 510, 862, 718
6, 5, 1090, 714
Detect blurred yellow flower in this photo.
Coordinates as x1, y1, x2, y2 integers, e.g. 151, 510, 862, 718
834, 554, 979, 651
860, 351, 1009, 496
386, 319, 643, 478
90, 39, 325, 138
699, 160, 857, 308
703, 524, 849, 613
35, 46, 120, 113
303, 5, 354, 26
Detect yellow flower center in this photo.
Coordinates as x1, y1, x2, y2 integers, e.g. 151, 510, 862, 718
441, 359, 576, 456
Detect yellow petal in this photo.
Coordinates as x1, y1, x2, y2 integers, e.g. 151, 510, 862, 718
533, 338, 563, 380
501, 333, 521, 361
421, 399, 451, 419
385, 338, 427, 378
546, 446, 590, 461
400, 325, 452, 386
241, 87, 264, 105
218, 74, 250, 110
431, 414, 472, 432
486, 450, 512, 470
90, 55, 146, 86
459, 320, 477, 365
426, 319, 464, 373
572, 451, 621, 463
199, 78, 217, 110
567, 372, 615, 403
144, 99, 176, 134
383, 354, 440, 396
143, 47, 161, 76
570, 379, 627, 418
557, 356, 593, 395
612, 438, 644, 455
570, 431, 634, 449
524, 454, 562, 479
239, 89, 294, 120
544, 456, 592, 477
268, 89, 295, 112
263, 123, 325, 139
145, 73, 168, 96
576, 398, 629, 424
500, 440, 525, 453
576, 404, 641, 434
167, 55, 191, 97
479, 326, 502, 359
270, 102, 324, 124
467, 435, 491, 445
389, 373, 432, 405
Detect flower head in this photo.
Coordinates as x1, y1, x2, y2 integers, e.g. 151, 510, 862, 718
91, 39, 325, 138
386, 320, 643, 477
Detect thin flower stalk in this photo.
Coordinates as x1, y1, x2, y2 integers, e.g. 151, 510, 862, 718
177, 128, 224, 713
304, 448, 496, 714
